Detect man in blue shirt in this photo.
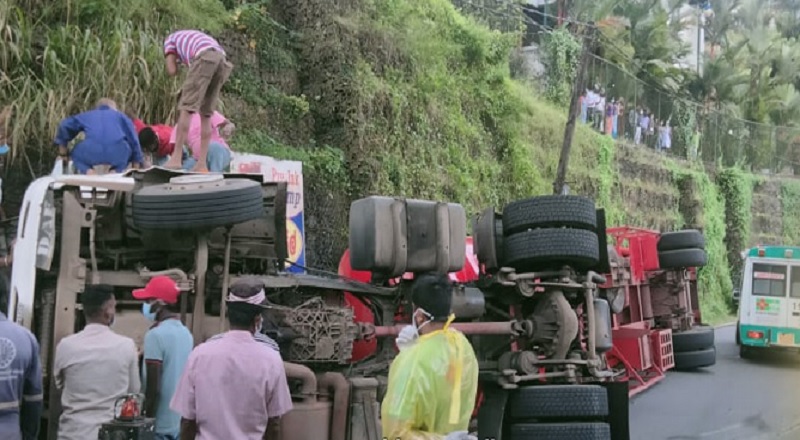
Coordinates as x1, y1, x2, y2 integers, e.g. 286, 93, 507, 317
0, 276, 42, 440
53, 98, 144, 174
133, 276, 193, 440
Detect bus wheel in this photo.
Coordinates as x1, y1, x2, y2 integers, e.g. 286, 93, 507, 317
735, 322, 741, 346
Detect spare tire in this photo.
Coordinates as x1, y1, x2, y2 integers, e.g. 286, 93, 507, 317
658, 248, 708, 269
132, 175, 265, 230
502, 195, 597, 235
658, 229, 705, 251
504, 228, 600, 271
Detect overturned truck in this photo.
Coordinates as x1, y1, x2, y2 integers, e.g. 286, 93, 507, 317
9, 168, 712, 440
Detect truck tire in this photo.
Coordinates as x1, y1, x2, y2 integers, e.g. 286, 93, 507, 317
658, 248, 708, 269
507, 385, 609, 419
504, 229, 599, 271
510, 422, 611, 440
657, 229, 705, 251
132, 177, 265, 230
674, 347, 716, 370
672, 325, 715, 353
502, 195, 597, 235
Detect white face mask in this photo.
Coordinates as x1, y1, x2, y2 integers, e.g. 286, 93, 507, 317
255, 316, 263, 335
411, 308, 433, 337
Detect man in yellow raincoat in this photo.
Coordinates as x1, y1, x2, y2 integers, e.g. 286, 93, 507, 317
381, 273, 480, 440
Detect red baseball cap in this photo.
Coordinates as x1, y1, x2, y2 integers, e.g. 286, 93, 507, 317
133, 276, 181, 304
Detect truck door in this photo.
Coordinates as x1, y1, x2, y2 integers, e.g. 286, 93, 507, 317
748, 261, 787, 331
786, 265, 800, 333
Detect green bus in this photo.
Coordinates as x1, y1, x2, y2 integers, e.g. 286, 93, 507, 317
737, 245, 800, 357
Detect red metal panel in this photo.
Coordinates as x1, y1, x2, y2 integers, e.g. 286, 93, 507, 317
612, 327, 653, 371
651, 328, 675, 371
607, 227, 662, 283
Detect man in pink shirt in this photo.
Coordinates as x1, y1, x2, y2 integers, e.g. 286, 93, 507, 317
170, 279, 291, 439
168, 111, 234, 173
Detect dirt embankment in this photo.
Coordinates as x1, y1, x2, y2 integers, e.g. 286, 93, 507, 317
750, 180, 782, 246
613, 144, 682, 231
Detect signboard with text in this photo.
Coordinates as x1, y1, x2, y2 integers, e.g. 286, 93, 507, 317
231, 153, 305, 273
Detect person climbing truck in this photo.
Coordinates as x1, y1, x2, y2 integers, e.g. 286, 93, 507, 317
54, 99, 144, 174
162, 30, 233, 173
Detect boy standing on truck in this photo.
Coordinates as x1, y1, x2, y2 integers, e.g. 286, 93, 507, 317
162, 30, 233, 173
0, 281, 43, 440
170, 279, 292, 440
133, 276, 193, 440
168, 110, 234, 173
382, 273, 480, 440
53, 285, 140, 440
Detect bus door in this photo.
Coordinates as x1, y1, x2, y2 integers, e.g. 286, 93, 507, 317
747, 261, 787, 332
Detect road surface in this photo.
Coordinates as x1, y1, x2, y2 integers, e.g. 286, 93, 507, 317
630, 324, 800, 440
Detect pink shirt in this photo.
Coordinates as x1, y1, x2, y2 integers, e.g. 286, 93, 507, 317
170, 331, 292, 440
169, 112, 230, 159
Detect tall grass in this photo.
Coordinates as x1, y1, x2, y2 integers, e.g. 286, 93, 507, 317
0, 0, 228, 176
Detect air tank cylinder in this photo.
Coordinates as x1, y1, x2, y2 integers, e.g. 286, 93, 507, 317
593, 298, 614, 353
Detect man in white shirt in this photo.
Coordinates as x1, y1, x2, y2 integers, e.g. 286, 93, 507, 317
53, 285, 140, 440
594, 92, 606, 132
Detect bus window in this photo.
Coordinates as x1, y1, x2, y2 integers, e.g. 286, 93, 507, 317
791, 266, 800, 298
752, 263, 787, 297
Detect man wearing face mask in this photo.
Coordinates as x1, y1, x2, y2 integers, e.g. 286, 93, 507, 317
170, 278, 292, 440
382, 273, 480, 440
132, 276, 193, 440
53, 285, 140, 440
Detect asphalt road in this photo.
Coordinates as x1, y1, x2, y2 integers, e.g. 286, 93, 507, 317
630, 324, 800, 440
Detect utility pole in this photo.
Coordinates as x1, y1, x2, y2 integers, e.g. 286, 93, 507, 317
553, 23, 596, 195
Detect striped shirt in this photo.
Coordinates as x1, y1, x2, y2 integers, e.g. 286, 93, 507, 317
163, 30, 225, 65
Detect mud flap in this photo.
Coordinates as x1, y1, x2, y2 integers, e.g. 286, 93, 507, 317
601, 380, 630, 440
477, 382, 508, 440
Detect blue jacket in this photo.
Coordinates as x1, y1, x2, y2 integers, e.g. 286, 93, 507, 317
54, 105, 144, 167
0, 313, 42, 440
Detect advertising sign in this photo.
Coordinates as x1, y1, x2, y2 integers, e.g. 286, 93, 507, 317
231, 153, 305, 273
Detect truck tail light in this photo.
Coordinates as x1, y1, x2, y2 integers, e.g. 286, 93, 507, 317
757, 247, 765, 257
747, 330, 764, 339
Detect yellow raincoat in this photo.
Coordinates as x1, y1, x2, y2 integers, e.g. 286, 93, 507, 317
381, 316, 479, 440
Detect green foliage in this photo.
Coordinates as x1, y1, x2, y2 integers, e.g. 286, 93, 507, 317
38, 0, 228, 31
595, 135, 625, 226
717, 167, 753, 286
541, 27, 582, 107
781, 180, 800, 245
0, 3, 183, 174
671, 168, 733, 324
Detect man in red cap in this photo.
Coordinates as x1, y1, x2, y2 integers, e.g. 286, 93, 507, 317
133, 276, 193, 440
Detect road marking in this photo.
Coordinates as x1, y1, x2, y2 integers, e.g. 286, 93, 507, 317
715, 321, 736, 329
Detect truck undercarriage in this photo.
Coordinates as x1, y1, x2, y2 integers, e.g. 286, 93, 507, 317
8, 167, 713, 440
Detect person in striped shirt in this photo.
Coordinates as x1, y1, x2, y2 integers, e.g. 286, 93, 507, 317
163, 30, 233, 173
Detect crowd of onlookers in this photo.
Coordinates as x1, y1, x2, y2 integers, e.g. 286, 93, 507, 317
579, 85, 674, 154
